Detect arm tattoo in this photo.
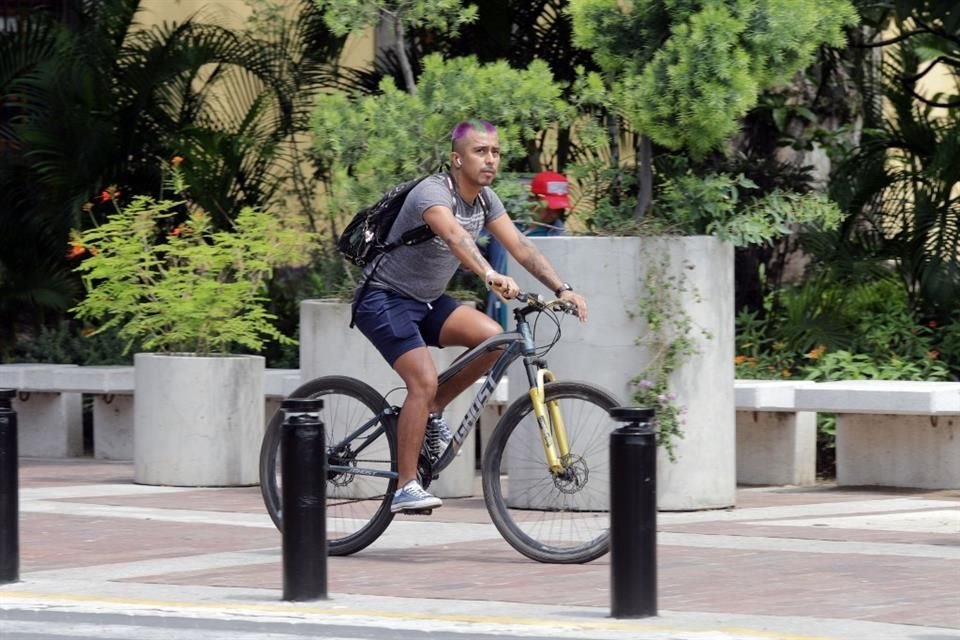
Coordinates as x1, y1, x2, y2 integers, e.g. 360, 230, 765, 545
517, 235, 561, 289
455, 235, 492, 273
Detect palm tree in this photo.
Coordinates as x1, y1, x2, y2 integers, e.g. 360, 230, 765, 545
827, 5, 960, 317
0, 0, 345, 350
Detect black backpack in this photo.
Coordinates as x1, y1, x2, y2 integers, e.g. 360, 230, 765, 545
340, 172, 488, 327
337, 175, 437, 267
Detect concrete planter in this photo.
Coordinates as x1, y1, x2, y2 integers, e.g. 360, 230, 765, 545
134, 353, 264, 486
300, 299, 476, 498
508, 236, 736, 510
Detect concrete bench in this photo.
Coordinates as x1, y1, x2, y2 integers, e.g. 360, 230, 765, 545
0, 364, 83, 458
50, 366, 135, 460
794, 380, 960, 489
1, 364, 304, 460
0, 363, 83, 458
735, 380, 817, 486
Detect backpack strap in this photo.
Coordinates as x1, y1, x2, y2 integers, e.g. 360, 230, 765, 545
349, 252, 385, 329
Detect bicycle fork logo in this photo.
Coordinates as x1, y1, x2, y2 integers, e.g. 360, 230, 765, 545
454, 376, 497, 446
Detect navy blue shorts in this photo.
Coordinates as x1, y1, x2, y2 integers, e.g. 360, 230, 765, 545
352, 287, 460, 366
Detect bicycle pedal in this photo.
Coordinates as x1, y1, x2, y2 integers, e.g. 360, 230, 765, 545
399, 508, 433, 516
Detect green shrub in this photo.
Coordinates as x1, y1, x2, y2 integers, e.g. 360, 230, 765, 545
4, 323, 139, 366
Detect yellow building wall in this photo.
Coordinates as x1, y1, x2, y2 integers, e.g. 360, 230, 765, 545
138, 0, 373, 67
135, 0, 374, 227
920, 65, 954, 117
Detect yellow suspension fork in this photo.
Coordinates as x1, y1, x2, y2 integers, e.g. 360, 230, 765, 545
528, 369, 571, 474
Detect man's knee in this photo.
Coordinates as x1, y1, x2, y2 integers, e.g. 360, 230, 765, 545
394, 350, 438, 399
406, 374, 438, 401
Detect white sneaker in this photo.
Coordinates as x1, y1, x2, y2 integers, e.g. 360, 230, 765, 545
424, 413, 453, 458
391, 480, 442, 512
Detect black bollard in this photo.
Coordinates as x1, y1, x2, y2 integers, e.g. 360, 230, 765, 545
608, 406, 657, 618
281, 397, 326, 601
0, 388, 19, 584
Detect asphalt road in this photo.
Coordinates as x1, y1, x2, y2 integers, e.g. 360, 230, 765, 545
0, 606, 675, 640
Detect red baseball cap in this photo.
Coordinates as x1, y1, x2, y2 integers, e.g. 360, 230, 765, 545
530, 171, 571, 210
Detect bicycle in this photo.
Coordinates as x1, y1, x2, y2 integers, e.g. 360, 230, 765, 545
259, 291, 619, 564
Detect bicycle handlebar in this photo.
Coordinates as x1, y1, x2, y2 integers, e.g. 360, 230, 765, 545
515, 291, 580, 318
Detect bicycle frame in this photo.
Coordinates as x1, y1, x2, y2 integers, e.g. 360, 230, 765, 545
432, 330, 526, 472
325, 299, 575, 482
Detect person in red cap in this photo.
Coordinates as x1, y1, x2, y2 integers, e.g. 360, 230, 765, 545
480, 170, 572, 326
526, 170, 571, 237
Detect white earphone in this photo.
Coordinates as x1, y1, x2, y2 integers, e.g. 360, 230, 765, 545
455, 157, 463, 167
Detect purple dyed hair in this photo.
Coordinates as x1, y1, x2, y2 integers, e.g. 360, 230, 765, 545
450, 119, 497, 150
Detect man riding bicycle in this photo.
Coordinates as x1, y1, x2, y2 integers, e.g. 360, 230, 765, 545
351, 119, 588, 513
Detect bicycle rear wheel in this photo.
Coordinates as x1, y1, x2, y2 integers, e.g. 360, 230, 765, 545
259, 375, 397, 556
482, 381, 619, 564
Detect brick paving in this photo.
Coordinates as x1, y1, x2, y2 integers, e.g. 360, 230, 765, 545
6, 457, 960, 636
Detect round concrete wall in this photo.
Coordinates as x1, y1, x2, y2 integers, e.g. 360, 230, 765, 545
507, 236, 736, 510
134, 353, 264, 486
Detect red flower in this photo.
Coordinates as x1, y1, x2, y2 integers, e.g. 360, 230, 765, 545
66, 243, 85, 259
98, 186, 120, 202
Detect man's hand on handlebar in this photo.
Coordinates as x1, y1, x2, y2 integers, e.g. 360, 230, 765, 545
486, 271, 520, 300
514, 290, 588, 322
559, 290, 588, 322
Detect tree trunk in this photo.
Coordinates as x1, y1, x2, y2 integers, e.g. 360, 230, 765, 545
605, 111, 621, 207
634, 135, 653, 219
394, 18, 417, 96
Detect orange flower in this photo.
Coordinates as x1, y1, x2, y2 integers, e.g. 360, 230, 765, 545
171, 155, 184, 167
66, 243, 85, 259
807, 345, 827, 360
735, 355, 749, 365
169, 224, 184, 237
928, 350, 940, 359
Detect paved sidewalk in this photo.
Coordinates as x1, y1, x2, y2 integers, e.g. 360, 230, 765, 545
2, 458, 960, 639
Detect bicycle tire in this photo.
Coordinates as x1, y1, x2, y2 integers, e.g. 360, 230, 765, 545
482, 381, 620, 564
259, 375, 397, 556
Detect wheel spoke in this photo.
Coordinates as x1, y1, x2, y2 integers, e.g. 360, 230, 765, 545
483, 382, 617, 563
260, 376, 397, 556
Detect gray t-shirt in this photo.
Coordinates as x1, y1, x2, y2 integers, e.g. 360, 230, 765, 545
364, 173, 506, 302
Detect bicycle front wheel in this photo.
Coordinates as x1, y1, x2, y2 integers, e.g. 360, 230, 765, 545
482, 381, 619, 564
259, 375, 397, 556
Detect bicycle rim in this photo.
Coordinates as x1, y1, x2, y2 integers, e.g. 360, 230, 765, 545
482, 381, 619, 563
259, 376, 397, 556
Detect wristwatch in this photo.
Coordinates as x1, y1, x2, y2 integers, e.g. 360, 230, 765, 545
554, 282, 574, 297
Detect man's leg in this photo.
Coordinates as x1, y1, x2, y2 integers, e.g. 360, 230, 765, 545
392, 346, 438, 488
433, 305, 503, 411
352, 288, 444, 508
